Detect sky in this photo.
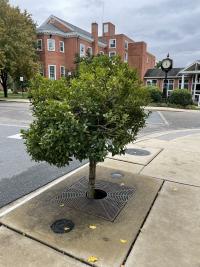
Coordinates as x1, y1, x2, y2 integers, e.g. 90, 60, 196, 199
9, 0, 200, 67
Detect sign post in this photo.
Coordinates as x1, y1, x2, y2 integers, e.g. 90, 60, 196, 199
20, 76, 24, 96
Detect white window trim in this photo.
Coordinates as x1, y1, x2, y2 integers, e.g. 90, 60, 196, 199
80, 43, 85, 57
87, 47, 93, 56
48, 65, 56, 80
59, 41, 65, 53
47, 39, 55, 51
60, 66, 65, 77
125, 40, 128, 50
109, 39, 116, 48
124, 52, 128, 62
162, 79, 174, 91
37, 39, 43, 51
146, 79, 157, 86
109, 51, 116, 57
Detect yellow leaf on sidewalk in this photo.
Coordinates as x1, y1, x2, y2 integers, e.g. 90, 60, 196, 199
59, 203, 64, 207
88, 256, 98, 263
89, 225, 97, 230
120, 239, 127, 244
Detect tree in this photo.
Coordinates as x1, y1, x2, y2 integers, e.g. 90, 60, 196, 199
0, 0, 38, 97
22, 55, 150, 198
155, 61, 162, 69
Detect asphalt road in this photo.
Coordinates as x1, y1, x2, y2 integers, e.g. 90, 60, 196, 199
0, 101, 200, 208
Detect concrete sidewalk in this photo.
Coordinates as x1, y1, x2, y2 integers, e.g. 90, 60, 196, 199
0, 130, 200, 267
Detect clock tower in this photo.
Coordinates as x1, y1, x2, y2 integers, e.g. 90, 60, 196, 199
161, 54, 173, 99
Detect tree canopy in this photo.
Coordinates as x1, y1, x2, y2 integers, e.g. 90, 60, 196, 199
22, 55, 150, 198
0, 0, 38, 96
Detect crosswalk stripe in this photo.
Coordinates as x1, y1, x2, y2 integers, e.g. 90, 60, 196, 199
8, 133, 22, 140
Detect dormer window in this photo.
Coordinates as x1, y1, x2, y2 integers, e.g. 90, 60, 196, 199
109, 39, 116, 48
47, 39, 55, 51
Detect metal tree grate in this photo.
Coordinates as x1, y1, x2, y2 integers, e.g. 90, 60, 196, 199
51, 177, 135, 221
125, 148, 151, 156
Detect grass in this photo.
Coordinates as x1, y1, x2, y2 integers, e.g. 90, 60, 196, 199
0, 90, 29, 99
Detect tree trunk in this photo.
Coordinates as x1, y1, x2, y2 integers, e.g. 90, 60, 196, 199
0, 71, 8, 98
3, 86, 8, 98
87, 160, 96, 199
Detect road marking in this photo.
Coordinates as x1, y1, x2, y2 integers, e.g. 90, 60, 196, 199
8, 133, 22, 139
0, 123, 28, 128
157, 111, 169, 126
0, 163, 89, 217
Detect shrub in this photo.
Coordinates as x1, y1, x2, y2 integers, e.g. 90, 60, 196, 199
169, 89, 193, 107
147, 86, 162, 103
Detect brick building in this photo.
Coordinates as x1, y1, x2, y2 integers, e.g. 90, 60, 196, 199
36, 15, 155, 81
144, 60, 200, 101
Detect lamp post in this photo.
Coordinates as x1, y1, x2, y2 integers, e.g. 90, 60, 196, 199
161, 54, 173, 99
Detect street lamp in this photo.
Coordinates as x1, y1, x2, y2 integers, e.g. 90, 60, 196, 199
161, 54, 173, 99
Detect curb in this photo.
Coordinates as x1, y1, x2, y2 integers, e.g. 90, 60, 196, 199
0, 99, 29, 103
145, 106, 200, 113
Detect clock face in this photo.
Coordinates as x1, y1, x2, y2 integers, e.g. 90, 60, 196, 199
162, 59, 171, 69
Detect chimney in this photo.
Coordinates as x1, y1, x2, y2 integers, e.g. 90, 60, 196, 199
91, 22, 98, 55
102, 22, 115, 37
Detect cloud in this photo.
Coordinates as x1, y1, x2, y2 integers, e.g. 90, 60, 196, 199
9, 0, 200, 67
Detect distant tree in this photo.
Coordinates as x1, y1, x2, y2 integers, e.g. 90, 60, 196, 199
22, 55, 149, 199
0, 0, 38, 97
155, 61, 162, 69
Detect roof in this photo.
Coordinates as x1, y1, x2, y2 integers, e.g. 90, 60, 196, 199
144, 68, 183, 78
37, 23, 67, 36
37, 15, 107, 47
53, 15, 93, 39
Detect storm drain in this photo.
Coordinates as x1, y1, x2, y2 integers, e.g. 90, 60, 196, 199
51, 219, 74, 234
51, 177, 135, 222
125, 148, 151, 156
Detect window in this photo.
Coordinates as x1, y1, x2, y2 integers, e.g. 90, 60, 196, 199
80, 43, 85, 57
59, 41, 64, 53
37, 39, 42, 51
104, 24, 108, 33
163, 79, 174, 96
47, 39, 55, 51
146, 79, 157, 86
48, 65, 56, 80
87, 47, 93, 56
60, 66, 65, 77
109, 39, 116, 48
179, 79, 189, 89
109, 51, 116, 57
125, 40, 128, 49
124, 52, 128, 62
39, 64, 44, 76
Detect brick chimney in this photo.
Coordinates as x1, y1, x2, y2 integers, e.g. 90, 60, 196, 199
102, 22, 115, 37
91, 22, 98, 55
